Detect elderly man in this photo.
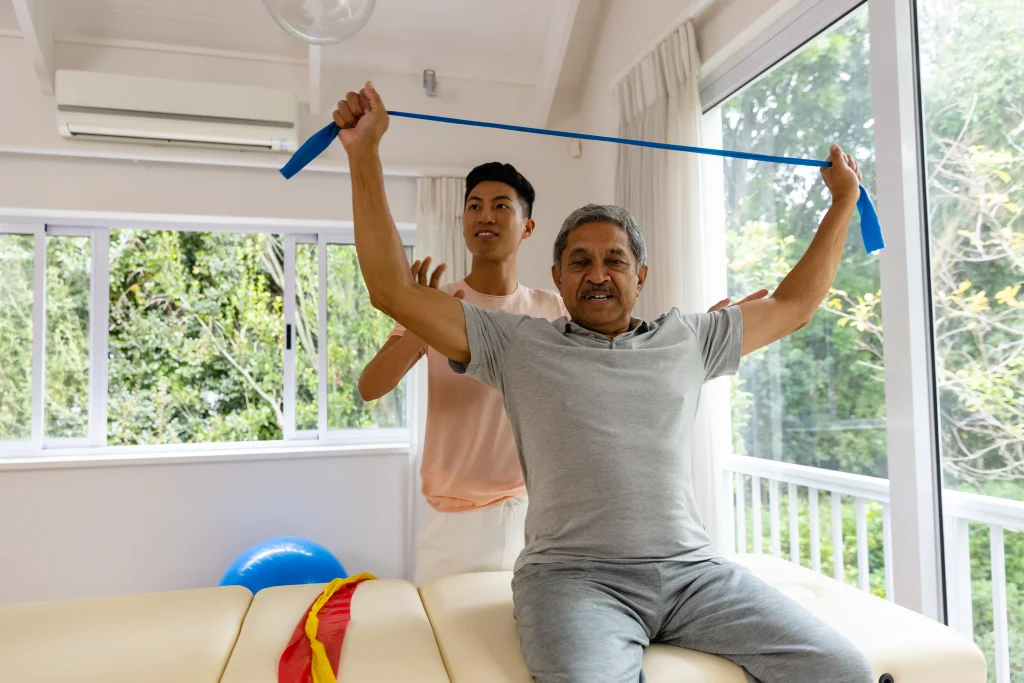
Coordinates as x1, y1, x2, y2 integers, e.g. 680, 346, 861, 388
335, 82, 872, 683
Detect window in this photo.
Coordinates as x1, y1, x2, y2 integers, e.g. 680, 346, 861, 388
702, 0, 1023, 669
918, 0, 1024, 678
0, 223, 414, 455
326, 244, 409, 430
45, 235, 92, 440
108, 229, 285, 446
707, 6, 894, 598
292, 239, 320, 433
0, 232, 34, 442
720, 7, 883, 478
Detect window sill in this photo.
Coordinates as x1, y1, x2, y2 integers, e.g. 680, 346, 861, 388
0, 439, 412, 471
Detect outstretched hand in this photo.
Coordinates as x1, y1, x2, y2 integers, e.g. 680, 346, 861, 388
708, 288, 770, 313
411, 256, 446, 290
333, 81, 389, 153
405, 257, 465, 343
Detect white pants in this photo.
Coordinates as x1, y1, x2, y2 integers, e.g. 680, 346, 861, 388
414, 496, 528, 586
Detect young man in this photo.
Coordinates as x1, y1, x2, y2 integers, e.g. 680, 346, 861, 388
338, 83, 871, 683
358, 162, 568, 585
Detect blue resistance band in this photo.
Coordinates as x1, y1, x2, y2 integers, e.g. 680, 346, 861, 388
280, 112, 884, 254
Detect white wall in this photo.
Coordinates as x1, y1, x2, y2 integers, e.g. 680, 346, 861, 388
0, 0, 791, 604
0, 451, 410, 603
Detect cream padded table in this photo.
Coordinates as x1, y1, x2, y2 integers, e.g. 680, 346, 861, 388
0, 555, 987, 683
418, 554, 987, 683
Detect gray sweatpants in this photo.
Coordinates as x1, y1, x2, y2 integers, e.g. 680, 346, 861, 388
512, 558, 873, 683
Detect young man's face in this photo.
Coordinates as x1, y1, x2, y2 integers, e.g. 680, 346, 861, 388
463, 181, 535, 261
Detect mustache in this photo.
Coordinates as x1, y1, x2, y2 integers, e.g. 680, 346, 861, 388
579, 284, 617, 297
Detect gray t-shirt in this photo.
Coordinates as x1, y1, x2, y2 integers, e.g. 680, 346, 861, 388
451, 301, 744, 571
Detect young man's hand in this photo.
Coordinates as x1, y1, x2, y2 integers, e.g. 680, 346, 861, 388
820, 144, 861, 206
334, 81, 389, 154
405, 257, 465, 343
708, 288, 770, 313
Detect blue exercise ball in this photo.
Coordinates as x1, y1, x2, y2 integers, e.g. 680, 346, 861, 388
219, 536, 347, 594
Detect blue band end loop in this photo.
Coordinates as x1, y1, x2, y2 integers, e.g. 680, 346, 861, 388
279, 122, 339, 179
857, 184, 885, 254
279, 115, 884, 254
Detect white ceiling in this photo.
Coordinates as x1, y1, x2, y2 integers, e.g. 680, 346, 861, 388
3, 0, 572, 86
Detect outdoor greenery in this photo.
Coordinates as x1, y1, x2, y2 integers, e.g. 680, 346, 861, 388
0, 231, 403, 447
722, 3, 1022, 678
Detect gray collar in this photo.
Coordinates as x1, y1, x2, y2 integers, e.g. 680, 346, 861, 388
562, 316, 650, 341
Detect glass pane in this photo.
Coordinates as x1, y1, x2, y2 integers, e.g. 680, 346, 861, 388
294, 242, 319, 431
0, 233, 35, 441
717, 7, 890, 594
326, 244, 407, 429
107, 230, 283, 445
918, 0, 1023, 675
721, 8, 885, 478
46, 235, 91, 439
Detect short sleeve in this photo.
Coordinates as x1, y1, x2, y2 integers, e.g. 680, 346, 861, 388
681, 306, 744, 382
448, 299, 529, 390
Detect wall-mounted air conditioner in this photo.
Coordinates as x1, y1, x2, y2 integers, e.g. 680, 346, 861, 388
55, 70, 300, 153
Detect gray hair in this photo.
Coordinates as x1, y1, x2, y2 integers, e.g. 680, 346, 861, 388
552, 204, 648, 272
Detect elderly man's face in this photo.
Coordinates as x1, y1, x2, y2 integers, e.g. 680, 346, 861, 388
552, 222, 647, 337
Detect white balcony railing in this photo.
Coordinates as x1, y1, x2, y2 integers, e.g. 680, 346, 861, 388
719, 454, 1024, 683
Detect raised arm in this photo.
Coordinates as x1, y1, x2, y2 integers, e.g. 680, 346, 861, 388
336, 82, 471, 364
737, 144, 862, 355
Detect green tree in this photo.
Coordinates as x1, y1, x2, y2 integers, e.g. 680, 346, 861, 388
104, 231, 403, 446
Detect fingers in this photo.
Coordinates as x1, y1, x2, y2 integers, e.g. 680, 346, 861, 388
417, 256, 432, 286
707, 297, 730, 313
410, 259, 422, 281
333, 92, 361, 128
453, 289, 466, 300
848, 154, 862, 182
346, 91, 364, 117
738, 288, 770, 304
428, 263, 446, 289
363, 80, 383, 111
708, 289, 771, 313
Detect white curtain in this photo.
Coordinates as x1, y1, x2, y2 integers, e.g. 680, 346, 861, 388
408, 176, 468, 577
614, 22, 734, 553
416, 176, 470, 285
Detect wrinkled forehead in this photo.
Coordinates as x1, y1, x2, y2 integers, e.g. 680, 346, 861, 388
563, 222, 632, 257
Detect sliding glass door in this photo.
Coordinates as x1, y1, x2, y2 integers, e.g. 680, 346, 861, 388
916, 0, 1024, 679
701, 0, 1022, 676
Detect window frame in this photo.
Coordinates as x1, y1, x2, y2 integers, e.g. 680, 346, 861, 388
0, 215, 417, 460
698, 0, 947, 621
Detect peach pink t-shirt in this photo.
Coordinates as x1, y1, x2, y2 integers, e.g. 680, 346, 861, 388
391, 280, 568, 512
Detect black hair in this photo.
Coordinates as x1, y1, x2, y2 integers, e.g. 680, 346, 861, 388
464, 162, 535, 218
